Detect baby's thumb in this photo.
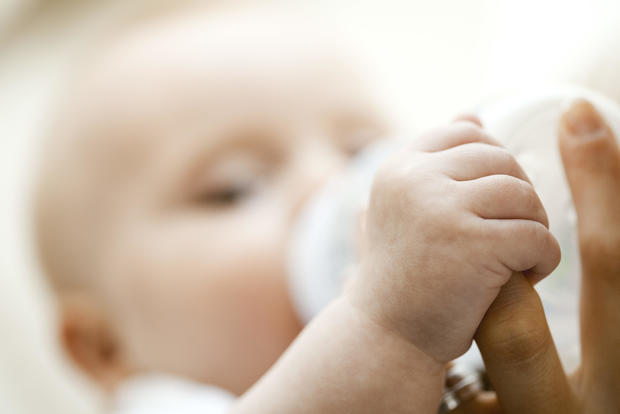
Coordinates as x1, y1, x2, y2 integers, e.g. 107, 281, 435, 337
558, 99, 620, 239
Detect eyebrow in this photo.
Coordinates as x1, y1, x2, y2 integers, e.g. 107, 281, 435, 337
156, 123, 286, 200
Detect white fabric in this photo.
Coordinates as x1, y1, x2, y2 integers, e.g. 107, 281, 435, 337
111, 375, 234, 414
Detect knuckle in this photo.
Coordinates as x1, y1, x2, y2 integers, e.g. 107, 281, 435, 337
547, 233, 562, 268
517, 180, 542, 213
520, 218, 541, 238
494, 146, 520, 173
461, 142, 496, 165
579, 227, 620, 254
500, 178, 548, 227
531, 221, 550, 246
413, 125, 453, 151
537, 226, 561, 270
482, 131, 502, 147
514, 223, 549, 263
497, 173, 524, 190
517, 178, 535, 198
481, 300, 552, 363
579, 233, 620, 275
493, 174, 525, 196
487, 319, 552, 364
453, 121, 484, 140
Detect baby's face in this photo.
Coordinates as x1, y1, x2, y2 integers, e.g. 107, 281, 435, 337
61, 13, 388, 394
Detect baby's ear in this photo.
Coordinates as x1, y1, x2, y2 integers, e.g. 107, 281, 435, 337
58, 290, 130, 391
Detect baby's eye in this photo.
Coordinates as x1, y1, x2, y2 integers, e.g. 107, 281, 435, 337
195, 182, 254, 208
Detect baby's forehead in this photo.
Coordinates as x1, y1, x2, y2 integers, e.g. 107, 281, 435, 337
69, 9, 372, 158
84, 10, 363, 109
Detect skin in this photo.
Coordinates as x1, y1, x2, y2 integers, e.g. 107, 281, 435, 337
232, 118, 560, 413
350, 122, 560, 363
453, 100, 620, 414
35, 9, 575, 414
35, 11, 389, 395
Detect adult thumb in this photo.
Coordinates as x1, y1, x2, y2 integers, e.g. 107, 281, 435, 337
558, 99, 620, 246
559, 100, 620, 411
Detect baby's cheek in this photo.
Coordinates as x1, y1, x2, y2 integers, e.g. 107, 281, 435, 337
103, 214, 301, 388
172, 241, 301, 388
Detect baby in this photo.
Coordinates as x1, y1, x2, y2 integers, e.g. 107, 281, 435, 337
34, 7, 560, 414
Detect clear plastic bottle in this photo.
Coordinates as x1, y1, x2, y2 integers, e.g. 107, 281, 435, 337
287, 85, 620, 411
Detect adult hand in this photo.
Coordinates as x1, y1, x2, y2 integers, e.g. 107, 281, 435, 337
453, 99, 620, 414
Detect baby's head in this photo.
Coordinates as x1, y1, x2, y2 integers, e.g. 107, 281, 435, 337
35, 7, 388, 395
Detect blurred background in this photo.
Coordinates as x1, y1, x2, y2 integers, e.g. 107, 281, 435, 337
1, 1, 619, 413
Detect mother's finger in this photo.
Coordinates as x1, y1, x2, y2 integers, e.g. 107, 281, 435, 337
474, 273, 577, 414
558, 99, 620, 402
559, 99, 620, 256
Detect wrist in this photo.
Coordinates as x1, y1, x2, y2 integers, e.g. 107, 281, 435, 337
339, 292, 446, 375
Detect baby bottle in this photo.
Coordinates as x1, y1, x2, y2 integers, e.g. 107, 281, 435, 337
287, 85, 620, 411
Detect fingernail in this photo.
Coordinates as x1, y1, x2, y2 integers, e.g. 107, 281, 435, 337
562, 99, 604, 137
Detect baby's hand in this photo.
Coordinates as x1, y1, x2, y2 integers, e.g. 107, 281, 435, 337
347, 120, 561, 363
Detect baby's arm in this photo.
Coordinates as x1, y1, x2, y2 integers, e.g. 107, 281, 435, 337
232, 296, 445, 413
232, 120, 560, 414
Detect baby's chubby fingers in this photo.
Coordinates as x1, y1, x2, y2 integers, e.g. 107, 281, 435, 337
435, 143, 531, 183
483, 219, 561, 283
414, 120, 502, 153
358, 117, 560, 365
452, 113, 483, 127
461, 175, 549, 228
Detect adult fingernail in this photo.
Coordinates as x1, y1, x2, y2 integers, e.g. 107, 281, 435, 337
562, 99, 604, 137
